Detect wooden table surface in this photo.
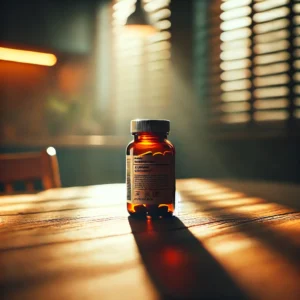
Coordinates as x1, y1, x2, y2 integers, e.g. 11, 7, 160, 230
1, 179, 300, 300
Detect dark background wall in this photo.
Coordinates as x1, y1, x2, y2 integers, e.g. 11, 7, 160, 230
1, 0, 300, 186
0, 0, 96, 54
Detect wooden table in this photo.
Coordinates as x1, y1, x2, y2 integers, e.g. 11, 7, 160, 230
1, 179, 300, 300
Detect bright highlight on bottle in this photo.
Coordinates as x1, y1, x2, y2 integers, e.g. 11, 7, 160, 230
0, 47, 57, 66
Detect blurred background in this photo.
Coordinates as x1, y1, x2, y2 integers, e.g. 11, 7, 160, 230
1, 0, 300, 187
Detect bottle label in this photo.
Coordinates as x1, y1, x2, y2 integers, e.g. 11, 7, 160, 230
126, 154, 175, 204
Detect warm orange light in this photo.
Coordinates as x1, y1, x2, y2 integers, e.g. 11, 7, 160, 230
254, 86, 289, 98
254, 0, 289, 12
221, 90, 251, 102
221, 69, 251, 81
254, 19, 289, 34
254, 7, 290, 23
0, 47, 57, 66
125, 24, 157, 37
254, 51, 290, 65
254, 111, 289, 121
221, 102, 251, 113
220, 59, 251, 71
254, 74, 290, 87
221, 113, 251, 124
254, 99, 289, 110
221, 79, 251, 92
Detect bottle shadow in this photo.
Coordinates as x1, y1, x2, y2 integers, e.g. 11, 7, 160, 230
128, 216, 247, 300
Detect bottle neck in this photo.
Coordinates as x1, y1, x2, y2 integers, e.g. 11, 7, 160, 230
133, 132, 168, 142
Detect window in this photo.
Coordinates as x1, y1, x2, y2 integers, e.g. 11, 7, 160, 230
196, 0, 300, 137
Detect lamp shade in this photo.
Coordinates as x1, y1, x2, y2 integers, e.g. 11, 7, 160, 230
125, 0, 156, 35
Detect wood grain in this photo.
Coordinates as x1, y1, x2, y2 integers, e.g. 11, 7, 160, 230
0, 180, 300, 300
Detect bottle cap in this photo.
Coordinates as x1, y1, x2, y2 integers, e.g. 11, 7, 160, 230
131, 119, 170, 134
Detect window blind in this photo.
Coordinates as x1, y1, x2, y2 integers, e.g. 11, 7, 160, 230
204, 0, 300, 133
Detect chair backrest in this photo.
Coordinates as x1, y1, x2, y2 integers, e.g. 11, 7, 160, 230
0, 148, 61, 193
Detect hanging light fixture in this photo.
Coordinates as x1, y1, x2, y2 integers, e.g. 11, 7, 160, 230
125, 0, 157, 36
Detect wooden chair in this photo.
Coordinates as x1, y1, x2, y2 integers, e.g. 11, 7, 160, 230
0, 148, 61, 193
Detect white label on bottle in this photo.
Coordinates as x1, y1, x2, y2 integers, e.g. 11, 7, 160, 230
126, 155, 175, 204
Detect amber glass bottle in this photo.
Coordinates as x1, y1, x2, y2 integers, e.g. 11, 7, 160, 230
126, 119, 175, 218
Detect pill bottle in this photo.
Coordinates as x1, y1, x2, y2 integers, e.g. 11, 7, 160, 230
126, 119, 175, 218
